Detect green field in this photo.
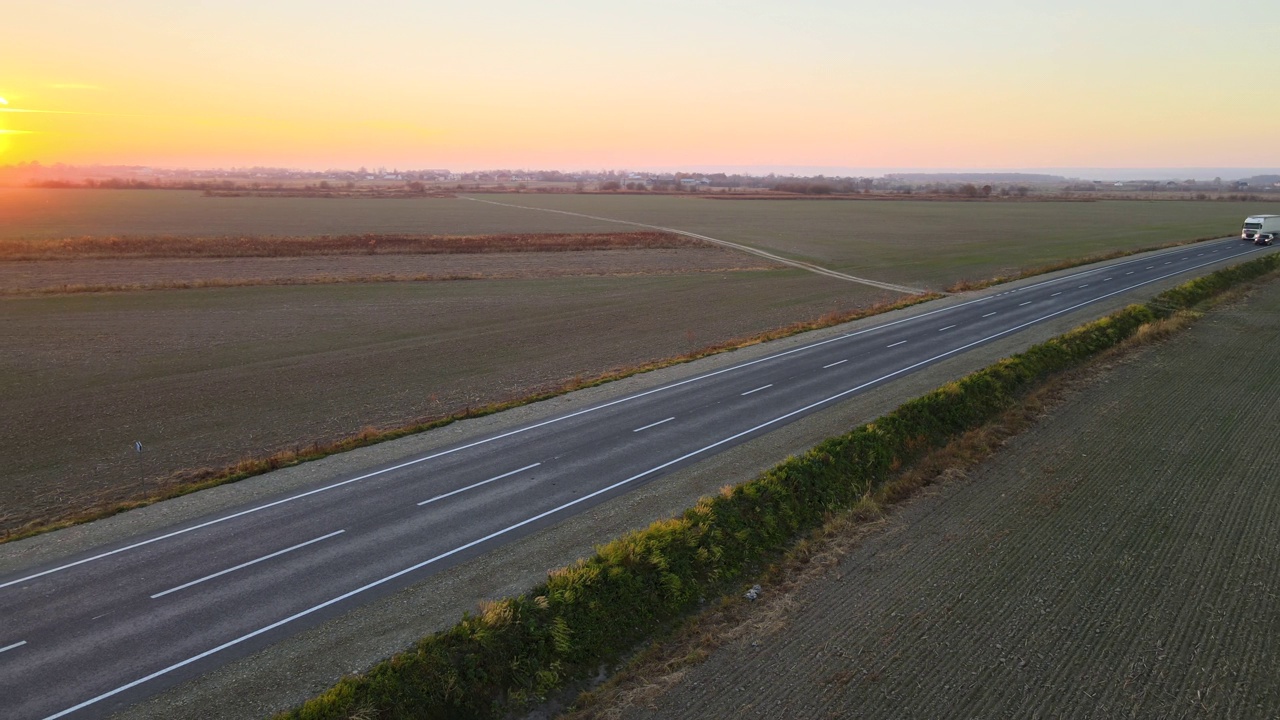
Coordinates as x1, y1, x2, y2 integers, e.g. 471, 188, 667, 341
4, 189, 1276, 290
472, 194, 1280, 288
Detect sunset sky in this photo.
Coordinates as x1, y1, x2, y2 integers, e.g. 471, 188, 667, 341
3, 1, 1277, 171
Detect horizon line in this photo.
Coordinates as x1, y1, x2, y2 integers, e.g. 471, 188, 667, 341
4, 161, 1280, 180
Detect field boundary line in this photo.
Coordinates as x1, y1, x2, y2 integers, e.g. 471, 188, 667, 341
461, 196, 927, 294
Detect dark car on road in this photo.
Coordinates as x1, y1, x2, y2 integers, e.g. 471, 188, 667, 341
1255, 232, 1275, 246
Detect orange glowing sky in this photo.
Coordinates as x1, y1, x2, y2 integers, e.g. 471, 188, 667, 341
3, 1, 1278, 171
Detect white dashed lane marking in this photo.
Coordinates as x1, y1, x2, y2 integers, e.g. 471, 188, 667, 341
632, 418, 675, 433
418, 464, 542, 506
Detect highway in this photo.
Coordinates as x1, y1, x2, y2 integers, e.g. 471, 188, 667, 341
0, 237, 1270, 720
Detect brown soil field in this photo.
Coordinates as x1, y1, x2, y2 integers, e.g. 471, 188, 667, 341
0, 231, 695, 260
474, 195, 1280, 289
0, 271, 885, 535
585, 281, 1280, 719
7, 190, 1277, 292
0, 248, 778, 294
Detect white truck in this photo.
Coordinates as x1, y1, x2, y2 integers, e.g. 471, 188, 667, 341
1241, 215, 1280, 241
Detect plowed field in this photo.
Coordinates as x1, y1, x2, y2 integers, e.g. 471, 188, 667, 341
459, 194, 1280, 289
6, 189, 1278, 291
599, 281, 1280, 719
0, 271, 883, 535
0, 248, 774, 294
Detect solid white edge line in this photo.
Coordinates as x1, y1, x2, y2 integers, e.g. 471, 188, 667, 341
822, 359, 848, 368
0, 640, 27, 654
632, 417, 675, 433
150, 531, 346, 599
41, 245, 1269, 720
5, 238, 1253, 590
1006, 237, 1233, 292
741, 384, 773, 396
417, 463, 541, 506
0, 288, 998, 590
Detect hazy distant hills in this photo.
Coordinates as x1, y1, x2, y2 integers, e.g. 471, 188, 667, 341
882, 172, 1280, 186
662, 167, 1280, 183
3, 162, 1279, 187
884, 173, 1065, 183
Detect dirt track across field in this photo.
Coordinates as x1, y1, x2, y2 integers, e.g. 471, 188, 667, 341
593, 281, 1280, 719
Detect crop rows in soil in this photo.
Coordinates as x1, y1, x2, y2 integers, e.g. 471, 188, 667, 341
470, 194, 1280, 289
6, 189, 1279, 291
0, 271, 883, 535
605, 282, 1280, 719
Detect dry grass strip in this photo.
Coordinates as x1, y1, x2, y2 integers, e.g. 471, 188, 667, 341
945, 235, 1223, 292
0, 232, 700, 261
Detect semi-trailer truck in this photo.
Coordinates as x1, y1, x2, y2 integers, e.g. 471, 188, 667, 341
1242, 215, 1280, 240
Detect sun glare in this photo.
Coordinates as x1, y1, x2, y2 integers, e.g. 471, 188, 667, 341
0, 98, 14, 154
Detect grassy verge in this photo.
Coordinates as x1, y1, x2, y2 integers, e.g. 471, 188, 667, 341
944, 234, 1223, 292
0, 267, 772, 297
277, 251, 1280, 720
0, 232, 693, 260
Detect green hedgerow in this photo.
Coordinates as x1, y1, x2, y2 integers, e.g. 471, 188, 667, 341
277, 251, 1279, 720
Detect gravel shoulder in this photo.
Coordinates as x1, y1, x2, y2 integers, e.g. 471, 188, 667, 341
0, 244, 1254, 720
591, 277, 1280, 719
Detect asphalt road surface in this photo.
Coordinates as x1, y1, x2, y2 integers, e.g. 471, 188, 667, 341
0, 237, 1271, 720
